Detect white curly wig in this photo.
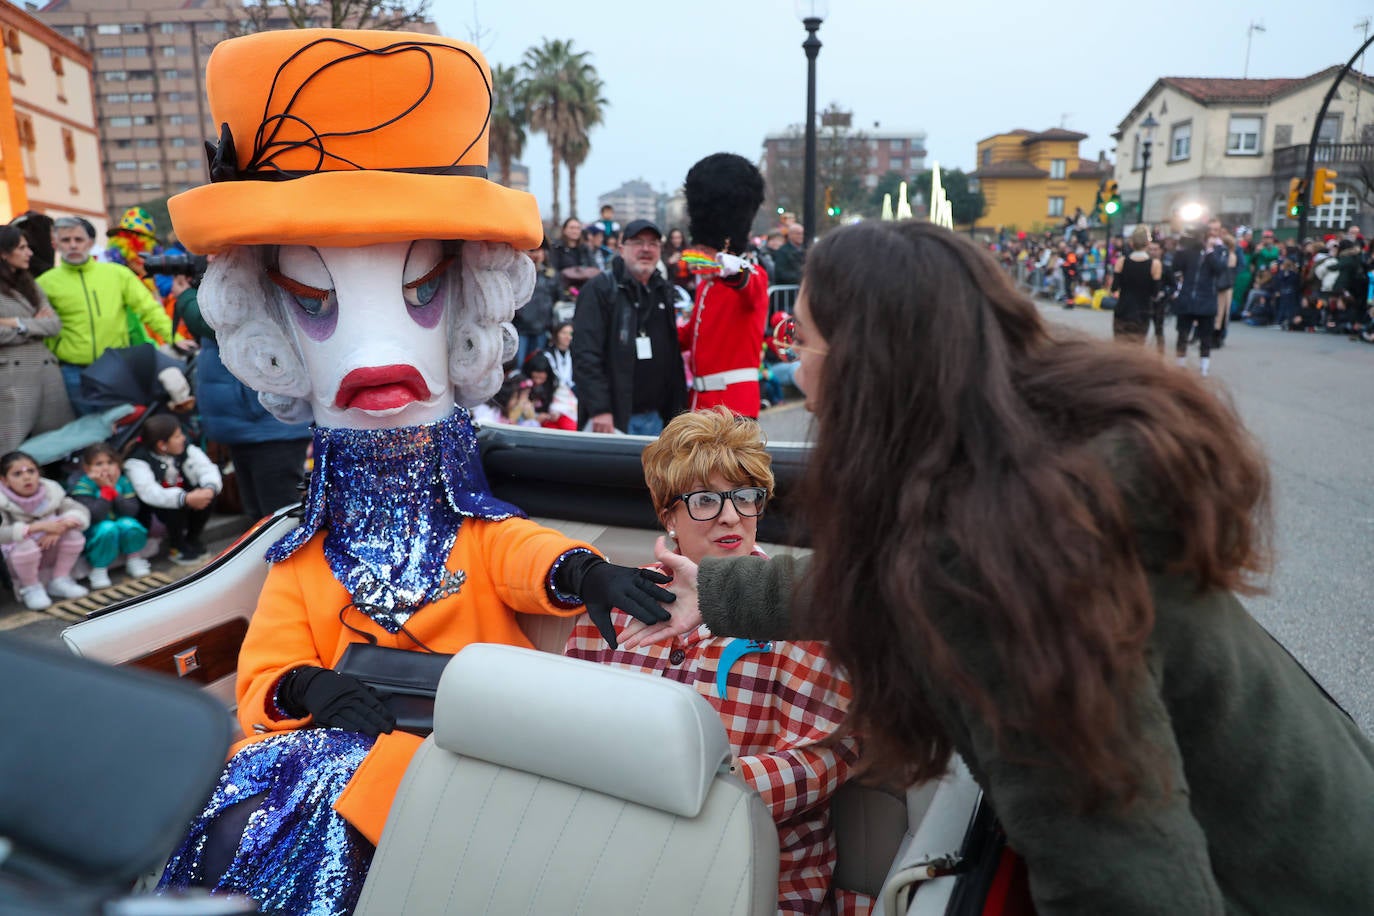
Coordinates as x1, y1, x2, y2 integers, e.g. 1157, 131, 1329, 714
197, 241, 535, 423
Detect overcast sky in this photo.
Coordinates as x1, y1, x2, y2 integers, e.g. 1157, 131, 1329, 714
429, 0, 1371, 221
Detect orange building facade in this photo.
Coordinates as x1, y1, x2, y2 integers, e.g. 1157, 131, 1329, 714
970, 128, 1110, 235
0, 2, 107, 233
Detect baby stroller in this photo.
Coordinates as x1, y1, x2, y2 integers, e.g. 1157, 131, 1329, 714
79, 343, 200, 454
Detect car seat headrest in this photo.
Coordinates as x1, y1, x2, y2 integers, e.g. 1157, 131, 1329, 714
433, 643, 730, 818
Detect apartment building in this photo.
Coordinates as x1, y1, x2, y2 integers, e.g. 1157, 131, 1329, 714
597, 179, 660, 226
0, 2, 107, 231
759, 110, 927, 221
37, 0, 439, 228
36, 0, 234, 224
762, 125, 928, 190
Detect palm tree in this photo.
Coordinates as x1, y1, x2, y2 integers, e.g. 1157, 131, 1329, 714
488, 63, 526, 189
559, 70, 606, 220
562, 135, 589, 223
519, 39, 608, 225
519, 39, 581, 225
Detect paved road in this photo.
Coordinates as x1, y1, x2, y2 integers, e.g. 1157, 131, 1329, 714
762, 303, 1374, 733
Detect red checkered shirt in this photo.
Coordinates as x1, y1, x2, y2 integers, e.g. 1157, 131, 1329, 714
566, 599, 867, 915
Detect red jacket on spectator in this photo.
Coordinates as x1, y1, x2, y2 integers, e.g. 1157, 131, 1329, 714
680, 263, 769, 417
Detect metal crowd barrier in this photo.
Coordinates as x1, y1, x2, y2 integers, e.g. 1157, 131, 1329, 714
768, 284, 800, 314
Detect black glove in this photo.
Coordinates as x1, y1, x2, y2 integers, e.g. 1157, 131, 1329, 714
278, 666, 396, 738
556, 553, 674, 648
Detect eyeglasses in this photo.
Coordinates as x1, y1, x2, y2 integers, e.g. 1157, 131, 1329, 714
770, 315, 824, 363
624, 237, 662, 249
668, 487, 768, 521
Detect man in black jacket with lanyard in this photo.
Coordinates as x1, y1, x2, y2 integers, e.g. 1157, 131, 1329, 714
572, 219, 686, 435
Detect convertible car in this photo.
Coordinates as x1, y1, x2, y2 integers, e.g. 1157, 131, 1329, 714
0, 424, 1031, 916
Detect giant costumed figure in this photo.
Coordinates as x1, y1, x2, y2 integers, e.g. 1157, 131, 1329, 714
679, 153, 770, 417
155, 30, 673, 914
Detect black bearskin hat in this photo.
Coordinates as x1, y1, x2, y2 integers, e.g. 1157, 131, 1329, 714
685, 153, 765, 255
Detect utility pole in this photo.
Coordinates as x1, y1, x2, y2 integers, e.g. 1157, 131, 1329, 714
800, 17, 822, 250
1244, 21, 1265, 79
1297, 32, 1374, 241
1354, 18, 1371, 142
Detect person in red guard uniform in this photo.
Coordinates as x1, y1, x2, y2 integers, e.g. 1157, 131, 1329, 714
679, 153, 770, 417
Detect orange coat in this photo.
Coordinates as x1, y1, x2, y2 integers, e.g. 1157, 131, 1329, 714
232, 517, 594, 844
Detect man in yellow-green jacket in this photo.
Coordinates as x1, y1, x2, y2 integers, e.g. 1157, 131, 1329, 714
37, 217, 172, 414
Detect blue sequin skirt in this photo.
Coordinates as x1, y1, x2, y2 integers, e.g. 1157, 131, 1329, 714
159, 729, 376, 916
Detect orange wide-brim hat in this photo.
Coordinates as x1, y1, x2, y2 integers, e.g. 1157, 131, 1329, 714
169, 29, 541, 253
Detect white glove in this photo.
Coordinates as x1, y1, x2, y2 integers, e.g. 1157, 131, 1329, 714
717, 252, 748, 278
157, 367, 193, 406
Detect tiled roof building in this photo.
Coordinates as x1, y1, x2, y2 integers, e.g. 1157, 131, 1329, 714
1113, 66, 1374, 232
970, 128, 1110, 232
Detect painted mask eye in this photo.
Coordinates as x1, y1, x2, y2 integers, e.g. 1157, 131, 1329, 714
402, 241, 453, 310
268, 267, 338, 318
401, 241, 452, 329
403, 266, 446, 308
267, 263, 339, 342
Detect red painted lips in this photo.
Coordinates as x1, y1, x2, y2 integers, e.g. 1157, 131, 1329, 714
335, 364, 431, 411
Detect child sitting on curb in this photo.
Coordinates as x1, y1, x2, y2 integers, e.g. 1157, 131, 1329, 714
0, 450, 90, 609
123, 414, 222, 566
68, 443, 153, 587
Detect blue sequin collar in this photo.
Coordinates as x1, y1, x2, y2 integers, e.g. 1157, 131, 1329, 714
266, 410, 524, 632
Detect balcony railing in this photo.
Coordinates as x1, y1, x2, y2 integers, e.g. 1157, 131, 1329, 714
1273, 143, 1374, 173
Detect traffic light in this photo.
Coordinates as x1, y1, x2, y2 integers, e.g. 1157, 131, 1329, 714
1311, 168, 1338, 208
1287, 177, 1307, 218
823, 185, 835, 218
1101, 179, 1120, 216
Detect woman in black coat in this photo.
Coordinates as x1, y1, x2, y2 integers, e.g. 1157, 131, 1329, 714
1170, 229, 1229, 376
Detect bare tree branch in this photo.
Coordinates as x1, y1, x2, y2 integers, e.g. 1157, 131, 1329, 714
225, 0, 432, 34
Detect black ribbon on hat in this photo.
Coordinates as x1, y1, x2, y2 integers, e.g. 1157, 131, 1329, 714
203, 37, 492, 184
204, 123, 488, 182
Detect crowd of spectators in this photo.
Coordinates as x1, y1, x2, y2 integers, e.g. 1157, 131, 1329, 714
995, 221, 1374, 348
0, 206, 309, 606
485, 205, 809, 435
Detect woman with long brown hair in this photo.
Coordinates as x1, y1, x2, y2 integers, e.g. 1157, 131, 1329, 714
0, 224, 73, 453
623, 220, 1374, 913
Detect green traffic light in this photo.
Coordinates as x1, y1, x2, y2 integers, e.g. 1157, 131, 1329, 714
1104, 199, 1120, 215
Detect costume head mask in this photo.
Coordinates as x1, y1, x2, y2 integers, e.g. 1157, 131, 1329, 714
168, 29, 541, 430
108, 206, 159, 257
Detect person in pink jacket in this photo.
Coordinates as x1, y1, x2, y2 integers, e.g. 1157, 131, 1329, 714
0, 450, 89, 609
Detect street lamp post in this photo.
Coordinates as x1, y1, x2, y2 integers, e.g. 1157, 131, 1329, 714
1137, 112, 1158, 228
797, 0, 827, 249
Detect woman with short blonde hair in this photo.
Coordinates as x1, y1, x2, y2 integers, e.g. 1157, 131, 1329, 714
640, 406, 774, 525
567, 406, 861, 915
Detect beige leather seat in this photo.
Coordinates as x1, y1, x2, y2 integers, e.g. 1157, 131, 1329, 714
354, 643, 779, 916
